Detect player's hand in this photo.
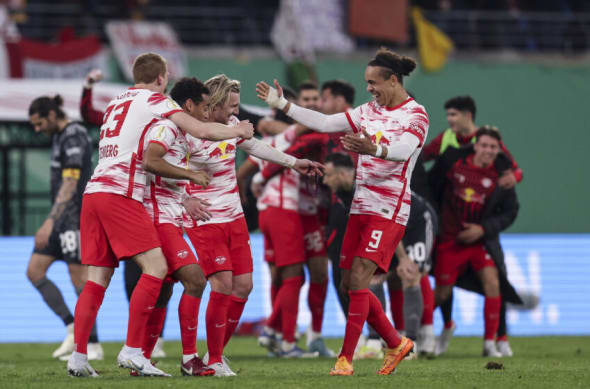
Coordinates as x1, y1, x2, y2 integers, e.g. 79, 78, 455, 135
188, 170, 210, 188
34, 218, 54, 250
498, 170, 517, 189
183, 197, 212, 222
84, 69, 104, 88
256, 79, 288, 110
397, 255, 420, 281
341, 129, 378, 156
237, 120, 255, 139
293, 159, 324, 177
250, 172, 265, 198
457, 223, 485, 244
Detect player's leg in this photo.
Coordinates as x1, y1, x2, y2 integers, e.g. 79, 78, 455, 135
418, 274, 436, 356
358, 279, 386, 360
387, 273, 405, 332
143, 280, 172, 360
476, 263, 501, 357
496, 302, 513, 356
276, 262, 305, 355
306, 255, 332, 355
26, 253, 77, 357
67, 263, 102, 361
223, 218, 254, 349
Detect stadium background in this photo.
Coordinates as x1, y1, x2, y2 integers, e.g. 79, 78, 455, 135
1, 0, 589, 342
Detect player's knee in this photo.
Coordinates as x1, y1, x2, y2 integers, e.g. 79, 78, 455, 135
26, 266, 42, 283
435, 285, 452, 303
156, 282, 174, 307
210, 273, 233, 295
484, 278, 500, 297
183, 275, 206, 297
232, 276, 253, 299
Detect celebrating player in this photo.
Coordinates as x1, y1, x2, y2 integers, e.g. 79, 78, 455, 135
428, 126, 519, 357
257, 48, 428, 376
67, 53, 254, 378
182, 74, 322, 375
27, 96, 102, 360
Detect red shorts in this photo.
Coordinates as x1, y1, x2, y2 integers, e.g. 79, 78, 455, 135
185, 217, 252, 278
434, 240, 496, 286
81, 193, 161, 268
258, 207, 305, 267
340, 214, 406, 273
155, 223, 197, 280
301, 214, 327, 259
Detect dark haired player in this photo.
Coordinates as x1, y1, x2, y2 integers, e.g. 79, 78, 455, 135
257, 48, 428, 376
27, 95, 101, 360
429, 127, 520, 357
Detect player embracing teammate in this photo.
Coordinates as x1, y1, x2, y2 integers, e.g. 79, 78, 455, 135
257, 48, 428, 376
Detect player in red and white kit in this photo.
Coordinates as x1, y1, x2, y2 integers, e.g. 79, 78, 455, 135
67, 53, 254, 378
257, 48, 428, 376
182, 75, 322, 376
140, 77, 217, 376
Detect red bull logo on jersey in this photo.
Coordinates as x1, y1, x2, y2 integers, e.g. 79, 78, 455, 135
370, 130, 391, 146
459, 187, 486, 204
208, 141, 236, 160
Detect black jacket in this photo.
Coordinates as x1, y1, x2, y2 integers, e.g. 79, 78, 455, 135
428, 145, 523, 304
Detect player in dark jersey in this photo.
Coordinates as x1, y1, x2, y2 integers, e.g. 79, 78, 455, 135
27, 95, 101, 360
428, 126, 521, 357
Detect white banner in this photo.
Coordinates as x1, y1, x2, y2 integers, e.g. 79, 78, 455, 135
106, 21, 188, 82
0, 79, 128, 122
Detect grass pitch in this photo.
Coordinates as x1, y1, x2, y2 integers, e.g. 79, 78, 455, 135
1, 336, 589, 388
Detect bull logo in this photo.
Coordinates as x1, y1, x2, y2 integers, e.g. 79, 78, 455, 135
208, 141, 236, 160
464, 187, 475, 203
371, 130, 391, 146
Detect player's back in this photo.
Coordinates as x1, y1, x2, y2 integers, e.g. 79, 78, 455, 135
85, 88, 183, 202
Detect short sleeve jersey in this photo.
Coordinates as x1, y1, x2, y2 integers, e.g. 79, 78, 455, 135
183, 116, 244, 227
249, 125, 300, 213
84, 88, 183, 202
142, 119, 190, 227
50, 121, 92, 222
344, 98, 429, 225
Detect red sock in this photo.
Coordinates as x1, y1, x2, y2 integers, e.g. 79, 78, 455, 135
271, 283, 279, 305
206, 291, 230, 365
444, 320, 455, 329
484, 296, 501, 340
368, 291, 402, 349
126, 274, 163, 349
143, 306, 166, 359
223, 295, 247, 347
266, 293, 282, 332
339, 289, 370, 363
496, 334, 508, 342
308, 280, 328, 333
420, 276, 434, 325
179, 293, 201, 356
388, 287, 405, 331
278, 276, 304, 343
74, 281, 105, 354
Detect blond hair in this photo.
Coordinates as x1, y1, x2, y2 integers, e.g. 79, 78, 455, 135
205, 74, 241, 109
132, 52, 167, 84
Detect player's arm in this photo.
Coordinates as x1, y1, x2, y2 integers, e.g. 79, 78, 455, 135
80, 69, 105, 126
169, 111, 254, 141
341, 129, 420, 161
143, 142, 210, 187
257, 117, 289, 136
396, 243, 420, 283
256, 80, 351, 133
34, 173, 78, 249
421, 132, 444, 162
497, 141, 523, 188
236, 158, 259, 205
238, 137, 324, 177
480, 188, 519, 238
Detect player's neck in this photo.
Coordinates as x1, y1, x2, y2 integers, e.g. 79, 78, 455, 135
385, 90, 409, 109
459, 122, 477, 137
473, 154, 491, 168
56, 118, 69, 133
134, 83, 163, 93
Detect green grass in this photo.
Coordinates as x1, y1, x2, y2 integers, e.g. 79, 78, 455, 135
1, 337, 589, 388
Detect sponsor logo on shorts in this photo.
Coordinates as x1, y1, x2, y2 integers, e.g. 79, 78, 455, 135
177, 250, 189, 259
215, 256, 227, 265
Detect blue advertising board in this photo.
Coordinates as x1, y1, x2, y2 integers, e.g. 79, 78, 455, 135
0, 234, 588, 342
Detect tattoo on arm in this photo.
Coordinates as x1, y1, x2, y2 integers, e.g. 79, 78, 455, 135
48, 177, 78, 221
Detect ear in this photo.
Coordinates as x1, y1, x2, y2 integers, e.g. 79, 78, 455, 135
184, 98, 193, 111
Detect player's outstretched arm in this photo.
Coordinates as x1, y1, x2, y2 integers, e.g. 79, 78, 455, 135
238, 137, 323, 177
256, 79, 350, 133
143, 143, 210, 187
169, 111, 254, 141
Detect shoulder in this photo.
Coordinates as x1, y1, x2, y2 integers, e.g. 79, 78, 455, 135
62, 121, 89, 138
404, 100, 429, 122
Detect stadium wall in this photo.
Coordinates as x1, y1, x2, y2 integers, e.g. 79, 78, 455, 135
12, 57, 589, 234
1, 234, 588, 342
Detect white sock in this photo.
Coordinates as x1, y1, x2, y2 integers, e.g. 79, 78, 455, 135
264, 326, 276, 335
182, 354, 196, 364
71, 351, 88, 363
122, 345, 142, 355
281, 340, 295, 352
309, 330, 322, 342
66, 322, 74, 334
